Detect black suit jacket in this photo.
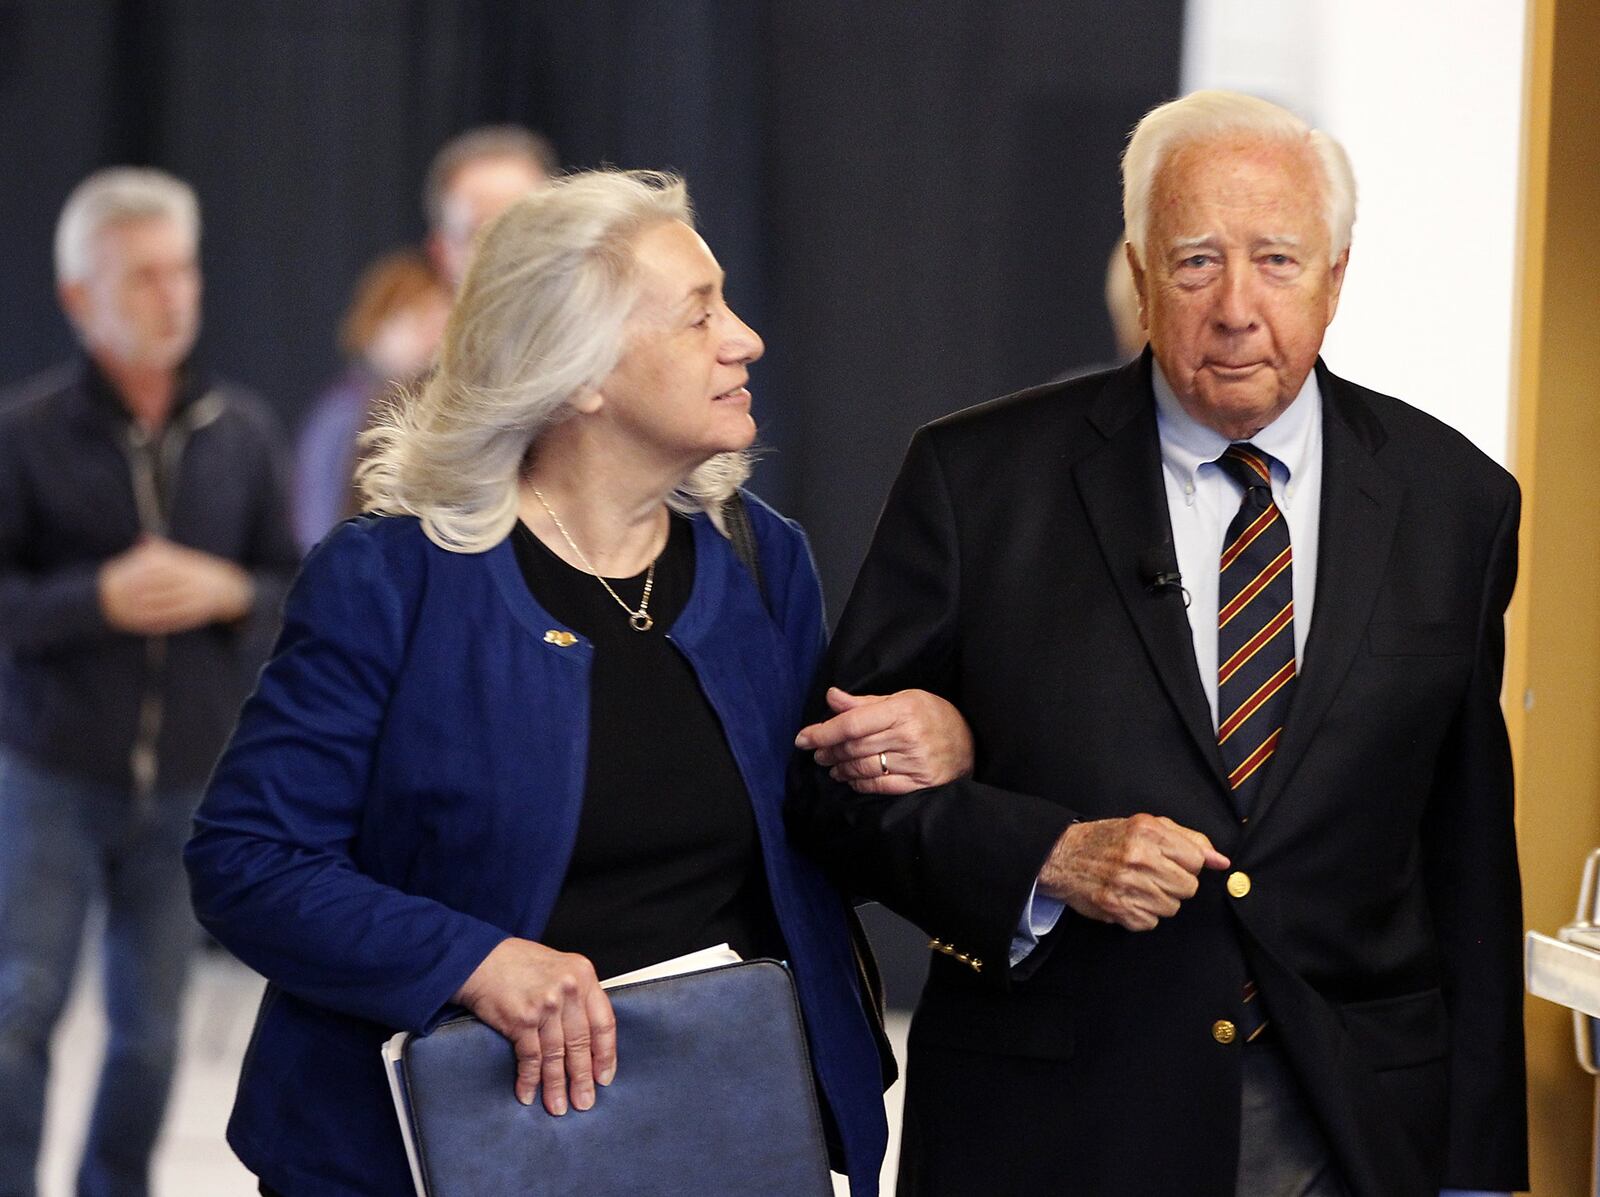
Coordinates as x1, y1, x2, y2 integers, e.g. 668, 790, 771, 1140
789, 354, 1527, 1196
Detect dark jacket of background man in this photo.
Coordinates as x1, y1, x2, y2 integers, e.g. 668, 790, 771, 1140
0, 358, 298, 790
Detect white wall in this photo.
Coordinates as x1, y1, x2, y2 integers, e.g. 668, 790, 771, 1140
1181, 0, 1527, 466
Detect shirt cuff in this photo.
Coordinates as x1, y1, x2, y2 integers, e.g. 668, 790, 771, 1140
1008, 883, 1065, 968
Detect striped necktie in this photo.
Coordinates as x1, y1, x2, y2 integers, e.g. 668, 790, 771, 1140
1215, 444, 1295, 819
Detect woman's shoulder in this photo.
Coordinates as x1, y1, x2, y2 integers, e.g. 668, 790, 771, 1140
295, 513, 444, 609
707, 490, 821, 612
729, 488, 810, 550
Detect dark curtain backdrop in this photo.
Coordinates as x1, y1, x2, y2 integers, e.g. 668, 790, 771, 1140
0, 0, 1182, 1004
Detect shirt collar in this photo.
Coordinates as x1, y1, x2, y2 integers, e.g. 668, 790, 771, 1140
79, 352, 211, 427
1151, 360, 1321, 493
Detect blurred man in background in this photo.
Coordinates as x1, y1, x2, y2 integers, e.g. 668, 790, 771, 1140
423, 124, 558, 289
292, 125, 556, 551
0, 167, 297, 1197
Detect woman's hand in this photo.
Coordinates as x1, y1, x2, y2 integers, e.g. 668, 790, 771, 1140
795, 686, 975, 795
454, 938, 617, 1115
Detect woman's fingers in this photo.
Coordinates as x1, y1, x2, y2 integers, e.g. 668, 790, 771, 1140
513, 1028, 544, 1107
561, 977, 597, 1112
587, 984, 618, 1087
537, 987, 571, 1115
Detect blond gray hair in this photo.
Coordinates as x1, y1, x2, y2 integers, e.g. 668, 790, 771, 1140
1122, 90, 1356, 267
359, 168, 751, 553
55, 167, 200, 284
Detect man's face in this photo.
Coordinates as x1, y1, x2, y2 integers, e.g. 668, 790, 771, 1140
61, 215, 201, 373
434, 154, 548, 287
1131, 135, 1347, 440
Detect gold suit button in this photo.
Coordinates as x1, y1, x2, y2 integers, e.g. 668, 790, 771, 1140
1212, 1019, 1237, 1044
1226, 871, 1252, 899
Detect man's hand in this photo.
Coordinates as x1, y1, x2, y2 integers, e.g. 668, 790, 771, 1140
454, 938, 617, 1115
795, 686, 975, 795
1038, 815, 1230, 932
99, 536, 254, 634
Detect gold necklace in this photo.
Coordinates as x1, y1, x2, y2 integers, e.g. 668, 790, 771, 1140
531, 488, 658, 632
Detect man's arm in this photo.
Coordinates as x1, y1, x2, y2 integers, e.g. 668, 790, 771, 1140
787, 429, 1225, 984
1420, 484, 1528, 1191
0, 425, 117, 654
786, 430, 1075, 983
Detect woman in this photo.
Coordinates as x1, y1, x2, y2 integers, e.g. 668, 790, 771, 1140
292, 248, 451, 551
185, 169, 966, 1196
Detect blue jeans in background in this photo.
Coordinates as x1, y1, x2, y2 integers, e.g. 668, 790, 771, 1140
0, 748, 201, 1197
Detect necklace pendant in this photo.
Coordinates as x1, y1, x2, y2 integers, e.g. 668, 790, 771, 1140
629, 611, 654, 632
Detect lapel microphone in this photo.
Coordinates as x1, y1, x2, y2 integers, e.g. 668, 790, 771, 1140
1138, 544, 1191, 607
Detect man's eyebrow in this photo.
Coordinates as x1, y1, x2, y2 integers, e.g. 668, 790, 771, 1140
1253, 234, 1303, 249
1169, 235, 1220, 253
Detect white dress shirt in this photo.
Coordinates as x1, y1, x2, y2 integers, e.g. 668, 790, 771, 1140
1151, 361, 1322, 726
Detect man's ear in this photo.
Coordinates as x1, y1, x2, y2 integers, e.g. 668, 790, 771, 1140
1325, 248, 1350, 324
57, 280, 88, 332
1125, 241, 1150, 332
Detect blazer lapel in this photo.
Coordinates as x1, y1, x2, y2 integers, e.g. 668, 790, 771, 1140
1074, 357, 1230, 793
1249, 362, 1402, 826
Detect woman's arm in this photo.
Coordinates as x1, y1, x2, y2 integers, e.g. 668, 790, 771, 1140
184, 522, 507, 1034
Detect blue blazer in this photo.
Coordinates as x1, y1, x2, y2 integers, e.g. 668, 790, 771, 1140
186, 496, 888, 1196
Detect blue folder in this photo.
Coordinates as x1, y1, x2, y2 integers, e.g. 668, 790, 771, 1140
390, 959, 834, 1196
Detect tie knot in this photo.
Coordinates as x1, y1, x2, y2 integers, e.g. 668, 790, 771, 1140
1217, 443, 1276, 492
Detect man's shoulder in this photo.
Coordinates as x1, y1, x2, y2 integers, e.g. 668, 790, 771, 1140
203, 377, 282, 438
1324, 368, 1516, 498
924, 361, 1132, 449
0, 362, 87, 431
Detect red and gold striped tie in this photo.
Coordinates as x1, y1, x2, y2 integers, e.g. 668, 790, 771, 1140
1216, 444, 1294, 819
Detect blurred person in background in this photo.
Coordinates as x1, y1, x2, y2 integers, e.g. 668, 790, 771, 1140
291, 126, 555, 553
424, 124, 559, 289
0, 167, 297, 1197
292, 250, 450, 551
186, 168, 972, 1197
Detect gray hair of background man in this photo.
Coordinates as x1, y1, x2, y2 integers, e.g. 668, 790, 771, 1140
360, 168, 751, 554
54, 166, 200, 284
1121, 90, 1357, 267
422, 124, 561, 232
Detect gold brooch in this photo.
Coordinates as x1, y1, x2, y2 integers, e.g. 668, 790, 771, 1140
543, 630, 578, 647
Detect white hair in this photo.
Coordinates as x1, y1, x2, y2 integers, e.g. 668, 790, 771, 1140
1122, 90, 1356, 267
54, 166, 200, 284
359, 168, 751, 554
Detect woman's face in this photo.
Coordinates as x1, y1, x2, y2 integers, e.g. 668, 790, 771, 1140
593, 220, 763, 469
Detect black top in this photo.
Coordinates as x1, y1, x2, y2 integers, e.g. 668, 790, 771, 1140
512, 514, 785, 980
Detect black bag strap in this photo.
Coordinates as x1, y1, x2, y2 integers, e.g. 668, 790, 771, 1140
721, 491, 769, 613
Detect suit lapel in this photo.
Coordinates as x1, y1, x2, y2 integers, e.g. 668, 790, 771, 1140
1249, 362, 1402, 826
1074, 357, 1231, 793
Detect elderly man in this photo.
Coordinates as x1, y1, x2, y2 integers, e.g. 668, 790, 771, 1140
793, 91, 1525, 1196
0, 167, 297, 1195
